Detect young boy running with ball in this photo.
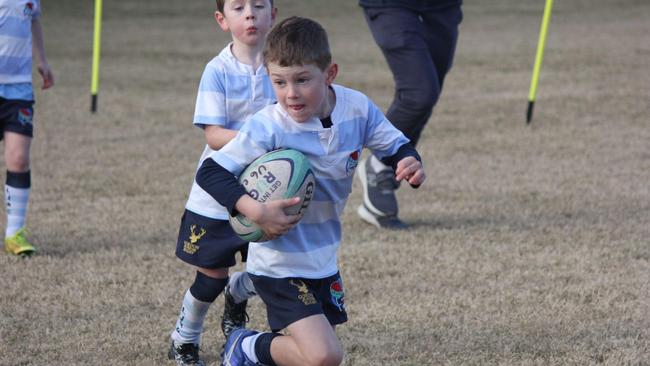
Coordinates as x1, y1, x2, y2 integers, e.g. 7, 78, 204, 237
196, 16, 426, 366
168, 1, 276, 365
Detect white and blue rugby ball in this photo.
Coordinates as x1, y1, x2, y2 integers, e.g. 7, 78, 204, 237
229, 149, 316, 242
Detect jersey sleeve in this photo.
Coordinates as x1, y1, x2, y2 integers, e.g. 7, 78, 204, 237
364, 99, 410, 159
193, 63, 227, 128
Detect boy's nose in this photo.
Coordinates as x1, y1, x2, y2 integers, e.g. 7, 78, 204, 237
244, 5, 256, 19
287, 87, 299, 99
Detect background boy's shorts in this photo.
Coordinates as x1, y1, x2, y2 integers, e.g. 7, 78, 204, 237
250, 272, 348, 332
175, 209, 248, 269
0, 98, 34, 139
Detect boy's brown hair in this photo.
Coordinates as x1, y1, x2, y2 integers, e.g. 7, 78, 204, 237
216, 0, 274, 14
263, 16, 331, 71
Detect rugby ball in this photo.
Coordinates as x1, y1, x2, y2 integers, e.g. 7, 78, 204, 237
229, 149, 315, 242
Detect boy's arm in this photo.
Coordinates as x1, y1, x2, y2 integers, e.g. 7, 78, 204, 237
31, 18, 54, 90
196, 158, 301, 238
364, 99, 425, 187
382, 144, 425, 188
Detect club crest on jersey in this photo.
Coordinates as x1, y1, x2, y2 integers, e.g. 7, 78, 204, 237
330, 278, 345, 311
183, 225, 206, 254
345, 150, 360, 176
24, 2, 35, 17
289, 279, 316, 305
17, 108, 33, 125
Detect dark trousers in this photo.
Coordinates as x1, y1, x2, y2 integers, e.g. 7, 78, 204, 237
363, 4, 462, 147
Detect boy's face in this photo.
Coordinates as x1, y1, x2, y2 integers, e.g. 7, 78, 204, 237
267, 62, 338, 123
215, 0, 276, 46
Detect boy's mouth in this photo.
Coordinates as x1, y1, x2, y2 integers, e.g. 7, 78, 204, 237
246, 26, 258, 33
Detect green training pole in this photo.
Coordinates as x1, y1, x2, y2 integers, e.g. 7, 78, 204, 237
91, 0, 103, 113
527, 0, 553, 124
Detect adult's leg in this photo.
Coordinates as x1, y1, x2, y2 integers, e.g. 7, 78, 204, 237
420, 4, 463, 107
363, 7, 439, 147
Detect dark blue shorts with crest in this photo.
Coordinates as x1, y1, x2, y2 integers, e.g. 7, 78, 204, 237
175, 209, 248, 269
250, 272, 348, 332
0, 97, 34, 139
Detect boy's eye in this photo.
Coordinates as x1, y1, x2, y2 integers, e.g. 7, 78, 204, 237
273, 80, 286, 86
297, 78, 309, 84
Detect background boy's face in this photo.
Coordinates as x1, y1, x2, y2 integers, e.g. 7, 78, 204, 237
215, 0, 276, 46
267, 62, 337, 123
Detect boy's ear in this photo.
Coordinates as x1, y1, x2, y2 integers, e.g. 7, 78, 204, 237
215, 11, 229, 32
271, 7, 278, 21
325, 63, 338, 85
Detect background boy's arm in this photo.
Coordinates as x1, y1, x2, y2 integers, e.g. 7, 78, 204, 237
204, 125, 238, 150
31, 18, 54, 90
196, 158, 300, 239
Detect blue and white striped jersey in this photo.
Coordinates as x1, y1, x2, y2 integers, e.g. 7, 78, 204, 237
210, 84, 410, 279
185, 44, 276, 219
0, 0, 40, 100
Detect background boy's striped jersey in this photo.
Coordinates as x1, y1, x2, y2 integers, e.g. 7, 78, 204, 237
185, 44, 276, 220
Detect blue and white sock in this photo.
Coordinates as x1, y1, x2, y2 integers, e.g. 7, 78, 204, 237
229, 271, 257, 304
171, 290, 211, 345
241, 332, 263, 363
5, 171, 31, 237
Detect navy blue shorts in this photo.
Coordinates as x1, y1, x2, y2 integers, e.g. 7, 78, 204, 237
175, 209, 248, 269
0, 98, 34, 139
249, 272, 348, 332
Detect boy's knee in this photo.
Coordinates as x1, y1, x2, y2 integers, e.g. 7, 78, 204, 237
304, 346, 343, 366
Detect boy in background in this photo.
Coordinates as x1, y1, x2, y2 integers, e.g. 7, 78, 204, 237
1, 0, 54, 256
168, 1, 276, 365
196, 16, 426, 366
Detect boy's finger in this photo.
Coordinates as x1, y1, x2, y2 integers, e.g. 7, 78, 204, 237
286, 214, 301, 225
395, 167, 414, 182
278, 197, 301, 207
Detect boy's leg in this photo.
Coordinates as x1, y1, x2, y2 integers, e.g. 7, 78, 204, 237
170, 210, 247, 365
170, 269, 228, 366
222, 314, 341, 366
221, 270, 256, 338
171, 269, 229, 344
222, 273, 347, 365
270, 314, 342, 366
3, 113, 35, 255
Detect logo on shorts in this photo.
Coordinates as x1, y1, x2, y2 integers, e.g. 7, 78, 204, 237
330, 279, 345, 311
17, 108, 33, 125
24, 2, 34, 17
289, 279, 316, 305
345, 150, 360, 176
183, 224, 206, 254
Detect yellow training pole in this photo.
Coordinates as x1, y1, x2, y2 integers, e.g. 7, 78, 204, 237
91, 0, 103, 113
527, 0, 553, 124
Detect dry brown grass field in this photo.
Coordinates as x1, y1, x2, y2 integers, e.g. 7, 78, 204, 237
1, 0, 648, 365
